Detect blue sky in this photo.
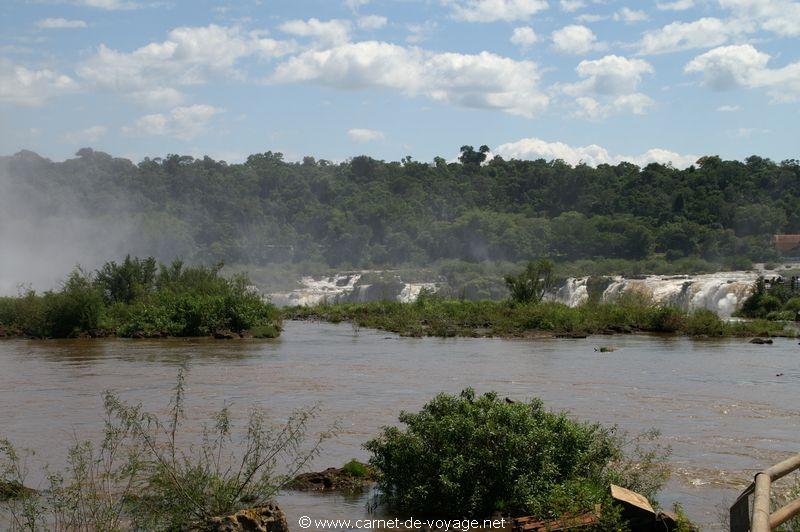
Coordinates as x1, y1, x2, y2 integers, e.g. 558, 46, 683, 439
1, 0, 798, 167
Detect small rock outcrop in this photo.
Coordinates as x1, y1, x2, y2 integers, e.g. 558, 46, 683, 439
204, 503, 289, 532
750, 337, 773, 344
287, 461, 374, 492
0, 480, 36, 501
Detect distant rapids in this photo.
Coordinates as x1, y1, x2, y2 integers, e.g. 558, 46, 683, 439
268, 272, 437, 307
550, 272, 759, 317
268, 270, 764, 317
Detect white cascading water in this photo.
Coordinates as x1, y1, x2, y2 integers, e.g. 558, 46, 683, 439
268, 273, 438, 306
268, 273, 363, 307
551, 271, 761, 317
398, 282, 438, 303
271, 270, 763, 315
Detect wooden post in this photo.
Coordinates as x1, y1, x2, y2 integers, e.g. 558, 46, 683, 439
751, 473, 772, 532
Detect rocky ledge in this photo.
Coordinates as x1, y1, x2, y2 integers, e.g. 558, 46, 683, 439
203, 503, 289, 532
287, 461, 375, 492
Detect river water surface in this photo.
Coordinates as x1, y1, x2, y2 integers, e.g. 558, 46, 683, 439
1, 321, 799, 530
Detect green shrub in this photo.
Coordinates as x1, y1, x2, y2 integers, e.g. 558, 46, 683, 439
342, 459, 369, 478
783, 297, 800, 313
250, 324, 280, 338
646, 306, 685, 333
42, 270, 104, 338
364, 389, 669, 519
0, 258, 281, 339
682, 309, 726, 336
766, 310, 796, 321
504, 259, 554, 304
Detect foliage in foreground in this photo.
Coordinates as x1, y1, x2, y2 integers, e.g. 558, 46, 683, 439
364, 388, 670, 522
0, 256, 281, 339
286, 293, 791, 338
775, 475, 800, 532
0, 367, 333, 531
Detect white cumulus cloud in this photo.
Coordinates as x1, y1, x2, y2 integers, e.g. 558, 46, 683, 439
444, 0, 549, 22
573, 93, 654, 119
279, 18, 352, 46
357, 15, 388, 30
270, 41, 549, 118
75, 0, 140, 9
123, 104, 223, 139
684, 44, 800, 101
637, 17, 744, 55
510, 26, 539, 47
495, 137, 699, 168
62, 125, 107, 144
35, 18, 88, 29
719, 0, 800, 38
78, 25, 295, 105
0, 59, 78, 106
559, 0, 585, 12
551, 25, 604, 55
656, 0, 694, 10
347, 128, 385, 142
613, 7, 649, 24
566, 55, 654, 95
640, 1, 800, 56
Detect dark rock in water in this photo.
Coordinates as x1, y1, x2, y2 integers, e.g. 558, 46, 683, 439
606, 324, 633, 334
213, 330, 237, 340
203, 503, 289, 532
287, 462, 374, 492
749, 337, 773, 344
0, 480, 36, 501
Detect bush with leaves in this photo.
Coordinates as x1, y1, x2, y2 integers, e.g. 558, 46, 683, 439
0, 257, 282, 338
364, 388, 670, 520
504, 260, 555, 305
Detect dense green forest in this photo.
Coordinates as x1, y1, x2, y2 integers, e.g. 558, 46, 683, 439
3, 147, 799, 270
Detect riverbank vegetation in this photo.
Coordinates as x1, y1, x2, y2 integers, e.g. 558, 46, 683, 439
737, 276, 800, 321
4, 149, 798, 276
0, 256, 281, 339
287, 292, 790, 338
365, 388, 671, 525
0, 367, 331, 531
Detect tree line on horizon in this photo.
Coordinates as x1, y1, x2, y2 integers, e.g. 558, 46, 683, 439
2, 146, 799, 269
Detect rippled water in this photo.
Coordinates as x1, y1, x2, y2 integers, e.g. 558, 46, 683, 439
1, 321, 799, 530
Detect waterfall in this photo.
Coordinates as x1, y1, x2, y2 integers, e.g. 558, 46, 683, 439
551, 272, 760, 317
268, 273, 363, 306
268, 273, 439, 306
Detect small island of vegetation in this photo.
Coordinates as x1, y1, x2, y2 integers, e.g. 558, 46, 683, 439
287, 260, 791, 339
0, 256, 281, 339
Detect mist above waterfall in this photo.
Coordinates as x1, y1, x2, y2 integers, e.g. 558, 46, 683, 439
0, 150, 195, 295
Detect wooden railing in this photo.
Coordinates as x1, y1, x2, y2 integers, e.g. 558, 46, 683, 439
730, 453, 800, 531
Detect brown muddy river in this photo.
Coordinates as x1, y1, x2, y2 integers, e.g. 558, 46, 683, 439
1, 321, 799, 530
